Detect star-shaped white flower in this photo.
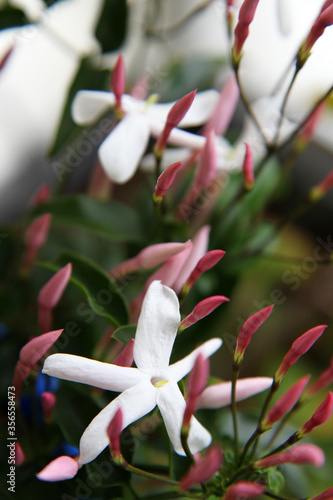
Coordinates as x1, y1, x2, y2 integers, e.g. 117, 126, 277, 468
42, 280, 222, 465
71, 88, 226, 184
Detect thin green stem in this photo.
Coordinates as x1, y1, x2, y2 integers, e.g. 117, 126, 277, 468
231, 367, 240, 457
273, 67, 298, 148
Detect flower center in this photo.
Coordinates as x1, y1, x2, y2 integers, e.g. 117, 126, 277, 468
150, 376, 169, 388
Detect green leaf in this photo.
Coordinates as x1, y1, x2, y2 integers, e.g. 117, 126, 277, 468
112, 325, 136, 344
95, 0, 128, 53
40, 249, 129, 327
32, 194, 144, 243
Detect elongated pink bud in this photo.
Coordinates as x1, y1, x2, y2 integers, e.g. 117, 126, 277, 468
263, 375, 311, 428
15, 442, 25, 466
36, 456, 79, 481
13, 330, 63, 394
173, 225, 210, 293
224, 481, 265, 500
182, 250, 225, 296
255, 443, 325, 469
155, 90, 197, 155
41, 392, 56, 420
242, 143, 254, 190
204, 73, 239, 136
107, 407, 123, 459
179, 295, 229, 333
299, 102, 326, 146
311, 488, 333, 500
154, 161, 182, 202
180, 446, 222, 490
112, 54, 125, 112
234, 305, 274, 364
233, 0, 261, 64
197, 377, 273, 409
309, 170, 333, 202
298, 5, 333, 67
29, 184, 51, 207
299, 391, 333, 436
183, 354, 209, 428
22, 214, 52, 273
195, 131, 218, 190
20, 329, 63, 366
306, 357, 333, 397
38, 264, 72, 332
113, 339, 134, 367
275, 325, 327, 382
112, 240, 191, 278
320, 1, 333, 14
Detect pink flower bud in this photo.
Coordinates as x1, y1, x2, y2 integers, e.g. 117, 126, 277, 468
195, 131, 218, 190
299, 102, 326, 145
180, 446, 222, 490
299, 5, 333, 66
154, 161, 182, 202
311, 488, 333, 500
112, 54, 125, 112
299, 391, 333, 436
224, 481, 265, 500
233, 0, 261, 62
22, 214, 52, 273
234, 305, 274, 363
306, 357, 333, 397
255, 443, 325, 469
183, 249, 225, 292
111, 241, 191, 277
320, 1, 333, 14
263, 375, 311, 428
309, 170, 333, 202
179, 295, 229, 332
36, 456, 79, 481
13, 330, 63, 393
173, 225, 210, 293
242, 143, 254, 190
41, 392, 56, 420
38, 264, 72, 332
197, 377, 273, 409
155, 90, 197, 154
204, 73, 239, 136
15, 442, 25, 466
275, 325, 327, 382
20, 329, 63, 366
183, 354, 209, 428
107, 407, 123, 459
113, 339, 134, 367
29, 184, 51, 207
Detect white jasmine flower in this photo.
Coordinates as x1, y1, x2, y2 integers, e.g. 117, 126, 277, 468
71, 88, 223, 184
42, 280, 222, 465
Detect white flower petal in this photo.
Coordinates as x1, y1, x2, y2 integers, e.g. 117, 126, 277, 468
78, 380, 157, 465
157, 381, 211, 455
167, 338, 222, 382
197, 377, 273, 409
134, 281, 180, 374
42, 353, 147, 392
98, 112, 150, 184
71, 90, 115, 125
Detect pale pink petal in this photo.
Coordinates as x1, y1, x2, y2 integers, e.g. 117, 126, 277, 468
197, 377, 273, 409
36, 456, 78, 482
